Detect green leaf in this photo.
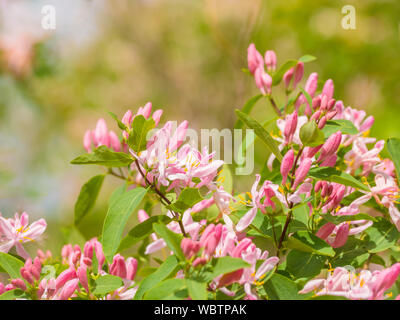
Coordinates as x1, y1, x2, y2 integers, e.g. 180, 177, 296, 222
71, 145, 133, 167
0, 253, 24, 279
308, 167, 369, 191
143, 278, 187, 300
74, 174, 105, 225
102, 187, 147, 262
387, 138, 400, 180
218, 164, 233, 194
167, 187, 204, 213
299, 120, 325, 147
298, 55, 317, 63
235, 110, 283, 162
134, 255, 179, 300
286, 250, 325, 278
365, 217, 399, 253
128, 115, 155, 153
208, 257, 250, 280
186, 279, 207, 300
153, 223, 185, 261
286, 230, 335, 257
272, 59, 297, 86
330, 238, 370, 268
300, 89, 313, 108
263, 273, 303, 300
93, 275, 123, 295
0, 289, 27, 300
234, 94, 263, 129
322, 120, 358, 138
118, 215, 171, 252
323, 213, 377, 224
108, 111, 128, 130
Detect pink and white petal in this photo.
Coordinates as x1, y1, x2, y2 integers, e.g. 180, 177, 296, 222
144, 239, 166, 255
236, 207, 257, 232
255, 257, 279, 279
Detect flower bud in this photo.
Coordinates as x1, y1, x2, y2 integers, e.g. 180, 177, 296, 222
318, 131, 342, 162
332, 223, 349, 248
322, 79, 334, 100
318, 116, 327, 129
316, 222, 336, 240
247, 44, 264, 74
293, 62, 304, 89
312, 96, 321, 110
77, 265, 89, 293
281, 149, 294, 185
283, 68, 294, 90
284, 111, 298, 143
293, 158, 312, 190
264, 50, 277, 72
11, 278, 27, 291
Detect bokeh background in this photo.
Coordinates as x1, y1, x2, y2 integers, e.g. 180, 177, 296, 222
0, 0, 399, 254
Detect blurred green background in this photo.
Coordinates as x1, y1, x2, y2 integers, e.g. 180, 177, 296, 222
0, 0, 399, 255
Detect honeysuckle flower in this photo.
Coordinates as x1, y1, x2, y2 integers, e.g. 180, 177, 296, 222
372, 159, 396, 178
293, 158, 312, 190
295, 72, 318, 114
344, 138, 384, 176
281, 149, 294, 185
317, 131, 342, 163
0, 212, 47, 259
254, 67, 272, 95
300, 263, 400, 300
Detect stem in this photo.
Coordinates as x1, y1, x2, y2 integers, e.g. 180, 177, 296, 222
267, 95, 283, 117
134, 159, 187, 236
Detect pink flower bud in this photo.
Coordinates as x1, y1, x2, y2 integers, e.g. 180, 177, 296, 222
254, 67, 272, 95
284, 111, 298, 143
283, 68, 294, 90
58, 278, 79, 300
11, 278, 27, 291
152, 109, 163, 126
264, 50, 277, 72
320, 94, 328, 111
305, 72, 318, 97
327, 99, 336, 111
371, 263, 400, 299
247, 44, 264, 74
293, 158, 312, 190
77, 265, 89, 293
181, 238, 201, 260
200, 224, 215, 244
203, 235, 218, 257
318, 116, 327, 129
62, 244, 73, 261
335, 100, 344, 114
322, 79, 334, 100
122, 110, 133, 126
314, 181, 323, 193
20, 267, 34, 285
169, 120, 189, 152
293, 62, 304, 89
326, 110, 337, 120
332, 223, 349, 248
312, 96, 321, 110
310, 110, 322, 121
318, 131, 342, 162
321, 182, 329, 197
109, 131, 121, 152
126, 257, 138, 281
231, 238, 252, 258
139, 102, 152, 119
5, 284, 14, 291
316, 222, 336, 240
55, 268, 77, 292
320, 154, 337, 167
281, 149, 294, 185
0, 283, 4, 295
83, 130, 92, 152
94, 119, 109, 146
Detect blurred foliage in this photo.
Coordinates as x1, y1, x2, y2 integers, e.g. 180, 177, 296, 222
0, 0, 399, 252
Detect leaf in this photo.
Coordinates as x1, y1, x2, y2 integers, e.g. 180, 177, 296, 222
134, 255, 179, 300
92, 275, 123, 295
74, 174, 105, 225
286, 250, 325, 279
286, 230, 335, 257
235, 110, 283, 162
128, 115, 155, 153
153, 223, 185, 261
365, 217, 399, 253
143, 278, 187, 300
299, 120, 325, 147
208, 257, 250, 280
0, 289, 27, 300
298, 55, 317, 63
323, 213, 377, 224
108, 111, 128, 130
118, 215, 171, 252
71, 145, 133, 167
186, 279, 207, 300
272, 59, 297, 86
263, 273, 303, 300
387, 138, 400, 180
101, 187, 147, 262
330, 238, 370, 268
167, 187, 204, 213
308, 167, 369, 191
234, 94, 263, 129
322, 120, 358, 138
300, 89, 313, 108
0, 253, 24, 279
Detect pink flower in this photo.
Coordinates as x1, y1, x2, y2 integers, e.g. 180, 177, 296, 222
264, 50, 277, 72
293, 158, 312, 190
254, 67, 272, 95
281, 149, 294, 185
0, 212, 47, 259
83, 119, 121, 153
247, 44, 264, 74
